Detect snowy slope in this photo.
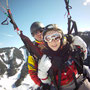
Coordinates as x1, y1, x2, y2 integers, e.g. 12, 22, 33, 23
0, 47, 36, 90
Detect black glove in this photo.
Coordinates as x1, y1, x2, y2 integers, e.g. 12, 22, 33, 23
37, 83, 50, 90
72, 46, 84, 60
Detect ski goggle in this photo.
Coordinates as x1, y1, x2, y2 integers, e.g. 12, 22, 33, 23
44, 33, 62, 42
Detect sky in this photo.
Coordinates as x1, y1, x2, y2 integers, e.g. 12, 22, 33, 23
0, 0, 90, 48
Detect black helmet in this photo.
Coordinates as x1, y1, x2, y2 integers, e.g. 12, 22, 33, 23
30, 21, 44, 36
43, 24, 63, 37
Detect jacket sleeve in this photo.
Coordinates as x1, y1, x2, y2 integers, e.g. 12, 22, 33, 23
28, 56, 41, 86
72, 35, 87, 60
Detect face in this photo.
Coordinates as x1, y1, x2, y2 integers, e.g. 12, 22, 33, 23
33, 30, 43, 42
44, 30, 62, 51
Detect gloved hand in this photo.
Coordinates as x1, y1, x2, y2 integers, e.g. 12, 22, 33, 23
37, 83, 50, 90
72, 36, 87, 60
38, 54, 52, 84
72, 46, 84, 60
83, 65, 90, 82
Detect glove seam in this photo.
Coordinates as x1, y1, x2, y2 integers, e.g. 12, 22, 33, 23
41, 77, 48, 80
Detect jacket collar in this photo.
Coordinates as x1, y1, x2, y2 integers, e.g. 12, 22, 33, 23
35, 40, 44, 44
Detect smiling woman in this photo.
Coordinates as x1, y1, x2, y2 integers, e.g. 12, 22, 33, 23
38, 23, 90, 90
43, 24, 63, 51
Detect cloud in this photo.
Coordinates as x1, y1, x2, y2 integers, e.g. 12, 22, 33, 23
6, 34, 14, 37
3, 34, 14, 37
83, 0, 90, 6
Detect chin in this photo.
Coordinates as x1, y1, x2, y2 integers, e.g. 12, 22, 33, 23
52, 48, 58, 51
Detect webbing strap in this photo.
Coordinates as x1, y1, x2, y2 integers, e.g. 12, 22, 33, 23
72, 72, 78, 90
28, 63, 35, 69
58, 70, 62, 90
64, 0, 78, 35
68, 18, 78, 35
1, 17, 9, 25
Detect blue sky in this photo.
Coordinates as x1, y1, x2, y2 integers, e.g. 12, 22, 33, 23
0, 0, 90, 48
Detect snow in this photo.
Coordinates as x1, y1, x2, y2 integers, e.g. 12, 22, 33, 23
0, 75, 15, 90
0, 52, 8, 62
20, 48, 27, 61
0, 74, 35, 90
16, 58, 22, 65
0, 52, 10, 69
0, 47, 36, 90
0, 59, 36, 90
9, 48, 14, 59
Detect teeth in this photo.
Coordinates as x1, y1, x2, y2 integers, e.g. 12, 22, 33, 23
52, 45, 57, 47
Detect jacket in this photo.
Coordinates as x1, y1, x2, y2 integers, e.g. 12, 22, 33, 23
42, 35, 87, 87
28, 40, 45, 86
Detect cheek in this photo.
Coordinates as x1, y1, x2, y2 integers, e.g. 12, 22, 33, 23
47, 43, 52, 49
34, 34, 40, 39
47, 40, 61, 51
57, 42, 60, 48
33, 34, 37, 38
41, 35, 43, 39
47, 43, 56, 51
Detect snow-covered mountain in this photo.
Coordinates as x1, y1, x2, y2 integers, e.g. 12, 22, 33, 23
0, 47, 36, 90
0, 31, 90, 90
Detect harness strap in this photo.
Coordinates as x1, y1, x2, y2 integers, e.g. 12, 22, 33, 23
58, 70, 62, 90
67, 63, 78, 90
68, 19, 78, 35
48, 68, 58, 90
66, 57, 85, 90
28, 63, 35, 69
64, 0, 78, 35
72, 72, 78, 90
73, 77, 86, 90
1, 17, 9, 25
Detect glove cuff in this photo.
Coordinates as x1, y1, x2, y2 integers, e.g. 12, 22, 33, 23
41, 77, 51, 84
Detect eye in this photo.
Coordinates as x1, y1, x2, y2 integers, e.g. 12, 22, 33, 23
55, 37, 60, 40
46, 37, 51, 42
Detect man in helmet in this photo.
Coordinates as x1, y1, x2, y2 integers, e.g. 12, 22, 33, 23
28, 21, 50, 90
30, 21, 44, 42
14, 22, 45, 88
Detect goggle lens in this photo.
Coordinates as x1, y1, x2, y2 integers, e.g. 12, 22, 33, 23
44, 33, 62, 42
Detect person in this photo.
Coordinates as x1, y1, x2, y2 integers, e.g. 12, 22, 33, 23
13, 21, 45, 88
28, 21, 50, 90
38, 24, 90, 90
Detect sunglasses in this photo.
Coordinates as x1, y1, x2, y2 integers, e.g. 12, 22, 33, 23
44, 33, 62, 42
33, 29, 43, 35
